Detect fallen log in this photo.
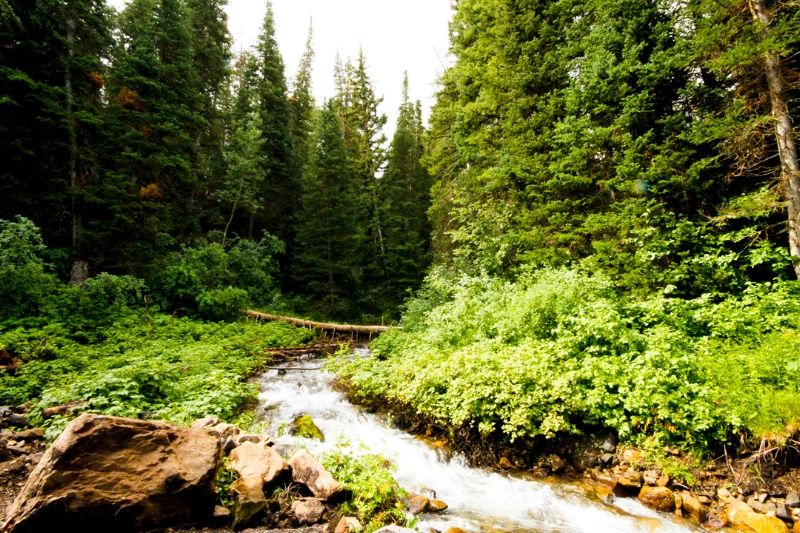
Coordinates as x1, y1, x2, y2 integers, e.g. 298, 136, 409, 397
246, 310, 400, 335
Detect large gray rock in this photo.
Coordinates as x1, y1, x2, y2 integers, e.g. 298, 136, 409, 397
2, 414, 220, 533
288, 449, 343, 501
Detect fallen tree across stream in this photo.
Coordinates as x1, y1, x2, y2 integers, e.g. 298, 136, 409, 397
246, 310, 400, 336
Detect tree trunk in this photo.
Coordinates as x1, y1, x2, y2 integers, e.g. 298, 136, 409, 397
66, 7, 85, 282
246, 310, 398, 334
749, 0, 800, 278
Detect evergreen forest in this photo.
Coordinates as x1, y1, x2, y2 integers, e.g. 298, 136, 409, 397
2, 0, 800, 480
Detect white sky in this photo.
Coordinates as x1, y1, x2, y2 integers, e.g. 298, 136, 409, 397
108, 0, 454, 139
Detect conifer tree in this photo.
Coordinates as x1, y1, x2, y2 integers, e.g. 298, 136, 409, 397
294, 102, 358, 318
290, 21, 315, 175
376, 74, 432, 312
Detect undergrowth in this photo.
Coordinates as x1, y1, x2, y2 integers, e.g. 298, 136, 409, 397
331, 267, 800, 456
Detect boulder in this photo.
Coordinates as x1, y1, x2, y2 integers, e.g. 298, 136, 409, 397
190, 415, 221, 430
2, 413, 219, 533
288, 414, 325, 442
292, 498, 325, 524
682, 492, 708, 523
428, 499, 448, 512
795, 522, 800, 533
405, 494, 430, 514
728, 501, 790, 533
230, 475, 267, 530
335, 516, 363, 533
289, 450, 343, 501
229, 441, 289, 487
638, 486, 676, 513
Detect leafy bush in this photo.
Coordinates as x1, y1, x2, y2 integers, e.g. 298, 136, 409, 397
156, 235, 283, 320
0, 315, 316, 429
0, 217, 59, 322
322, 444, 408, 532
332, 268, 800, 452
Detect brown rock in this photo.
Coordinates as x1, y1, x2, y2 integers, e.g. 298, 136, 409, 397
229, 441, 289, 487
406, 494, 430, 515
336, 517, 363, 533
2, 413, 219, 533
444, 528, 468, 533
190, 416, 221, 430
208, 422, 241, 440
549, 453, 567, 473
12, 428, 44, 442
236, 433, 262, 445
335, 516, 363, 533
292, 498, 325, 524
682, 492, 708, 522
728, 501, 790, 533
230, 475, 267, 529
622, 449, 643, 464
498, 456, 513, 469
428, 499, 448, 512
288, 449, 343, 501
40, 401, 87, 419
638, 486, 676, 513
793, 522, 800, 533
656, 476, 670, 487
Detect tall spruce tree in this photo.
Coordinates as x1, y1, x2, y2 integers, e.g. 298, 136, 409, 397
377, 74, 432, 313
290, 21, 315, 175
294, 102, 358, 318
103, 0, 205, 274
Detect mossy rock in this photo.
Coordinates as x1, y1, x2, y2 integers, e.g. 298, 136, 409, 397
288, 414, 325, 442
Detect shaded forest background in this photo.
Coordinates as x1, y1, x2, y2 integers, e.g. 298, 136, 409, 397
2, 0, 799, 322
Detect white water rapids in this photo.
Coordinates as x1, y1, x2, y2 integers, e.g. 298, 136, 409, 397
255, 348, 701, 533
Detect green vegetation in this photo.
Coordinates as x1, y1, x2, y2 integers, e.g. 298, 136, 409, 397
322, 444, 409, 532
333, 268, 800, 453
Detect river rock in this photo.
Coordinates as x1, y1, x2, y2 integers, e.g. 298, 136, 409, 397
209, 422, 241, 440
600, 433, 618, 453
794, 522, 800, 533
335, 517, 363, 533
11, 428, 44, 442
292, 498, 325, 524
728, 501, 790, 533
41, 401, 87, 419
288, 449, 343, 501
429, 499, 448, 512
549, 454, 567, 473
776, 504, 792, 523
288, 414, 325, 442
682, 492, 708, 523
443, 528, 468, 533
405, 494, 430, 514
231, 475, 267, 529
2, 413, 219, 533
236, 433, 262, 445
638, 486, 676, 513
190, 415, 221, 429
787, 493, 800, 508
229, 440, 289, 486
7, 414, 29, 428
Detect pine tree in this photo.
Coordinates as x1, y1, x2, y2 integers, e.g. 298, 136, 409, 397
103, 0, 206, 274
294, 102, 358, 318
290, 21, 315, 175
376, 74, 432, 312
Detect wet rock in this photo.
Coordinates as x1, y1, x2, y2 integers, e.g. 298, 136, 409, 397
2, 413, 219, 533
236, 433, 262, 445
7, 414, 29, 428
190, 415, 221, 429
12, 428, 44, 442
292, 498, 325, 524
682, 492, 708, 523
41, 401, 87, 419
638, 486, 676, 513
584, 468, 619, 492
288, 414, 325, 441
229, 440, 289, 487
405, 494, 430, 515
618, 469, 643, 490
776, 504, 792, 523
787, 493, 800, 508
428, 499, 448, 512
288, 449, 343, 501
705, 510, 728, 530
231, 475, 267, 530
728, 501, 790, 533
335, 517, 363, 533
549, 454, 567, 473
599, 433, 618, 453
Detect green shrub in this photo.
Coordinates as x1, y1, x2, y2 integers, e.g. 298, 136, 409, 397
332, 268, 800, 452
322, 444, 408, 532
0, 217, 59, 322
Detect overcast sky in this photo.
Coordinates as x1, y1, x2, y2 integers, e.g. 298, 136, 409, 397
108, 0, 454, 138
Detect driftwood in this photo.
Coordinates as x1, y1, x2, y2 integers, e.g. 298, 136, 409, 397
246, 310, 400, 335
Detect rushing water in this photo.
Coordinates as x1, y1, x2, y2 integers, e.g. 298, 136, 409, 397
255, 347, 701, 533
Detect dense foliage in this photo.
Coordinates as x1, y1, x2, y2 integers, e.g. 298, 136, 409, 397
334, 269, 800, 452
